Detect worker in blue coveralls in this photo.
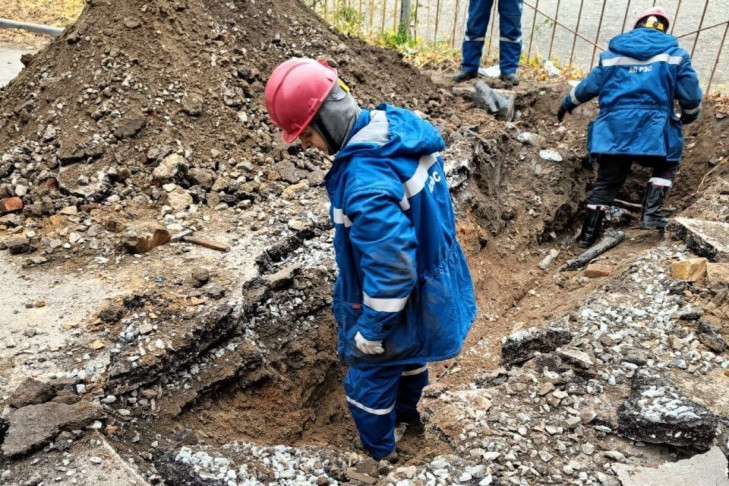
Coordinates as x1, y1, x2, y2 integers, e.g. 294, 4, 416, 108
558, 7, 702, 249
453, 0, 523, 85
265, 58, 477, 461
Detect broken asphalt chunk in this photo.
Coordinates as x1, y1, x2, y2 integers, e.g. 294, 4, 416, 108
2, 400, 104, 457
617, 369, 718, 451
669, 217, 729, 262
501, 326, 573, 367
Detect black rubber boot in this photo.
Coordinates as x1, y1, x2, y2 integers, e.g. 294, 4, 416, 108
640, 183, 671, 229
577, 207, 605, 248
452, 71, 477, 83
499, 72, 520, 86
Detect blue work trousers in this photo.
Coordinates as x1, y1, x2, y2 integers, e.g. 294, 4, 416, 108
461, 0, 523, 73
344, 363, 429, 458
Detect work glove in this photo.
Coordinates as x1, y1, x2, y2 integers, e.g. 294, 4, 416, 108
355, 331, 384, 355
681, 108, 700, 125
557, 104, 568, 122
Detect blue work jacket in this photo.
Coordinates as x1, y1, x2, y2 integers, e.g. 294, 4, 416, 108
562, 28, 702, 162
325, 104, 477, 368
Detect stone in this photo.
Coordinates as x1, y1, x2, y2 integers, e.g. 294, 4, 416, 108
181, 94, 203, 116
539, 149, 563, 162
671, 258, 708, 282
166, 188, 193, 211
557, 347, 594, 369
614, 447, 728, 486
192, 268, 210, 287
0, 197, 23, 213
501, 326, 573, 366
113, 118, 146, 139
124, 18, 141, 29
206, 285, 226, 300
706, 263, 729, 285
669, 218, 729, 262
697, 321, 727, 353
123, 222, 171, 254
187, 168, 217, 190
622, 348, 649, 366
6, 236, 32, 255
7, 378, 55, 408
584, 263, 612, 278
2, 400, 103, 456
346, 469, 377, 485
153, 154, 188, 181
617, 369, 718, 450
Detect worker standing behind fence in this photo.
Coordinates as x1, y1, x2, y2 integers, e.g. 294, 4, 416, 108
453, 0, 523, 85
264, 58, 477, 461
557, 7, 702, 249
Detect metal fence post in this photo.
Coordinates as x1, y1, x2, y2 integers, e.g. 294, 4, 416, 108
707, 21, 729, 95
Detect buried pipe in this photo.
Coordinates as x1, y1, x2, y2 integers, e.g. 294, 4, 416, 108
0, 18, 64, 37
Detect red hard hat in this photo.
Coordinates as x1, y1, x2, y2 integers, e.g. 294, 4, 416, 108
636, 7, 670, 30
264, 58, 338, 143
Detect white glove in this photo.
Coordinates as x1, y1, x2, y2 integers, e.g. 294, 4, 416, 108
355, 331, 384, 355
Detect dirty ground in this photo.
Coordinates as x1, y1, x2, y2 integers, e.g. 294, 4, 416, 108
1, 0, 728, 485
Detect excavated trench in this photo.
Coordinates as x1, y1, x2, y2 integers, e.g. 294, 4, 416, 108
93, 95, 726, 484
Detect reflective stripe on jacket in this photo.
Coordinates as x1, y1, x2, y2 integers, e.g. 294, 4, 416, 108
562, 28, 702, 162
325, 104, 477, 367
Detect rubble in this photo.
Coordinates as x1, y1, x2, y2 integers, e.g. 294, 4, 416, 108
500, 326, 573, 366
669, 217, 729, 262
7, 378, 55, 408
617, 369, 718, 450
2, 400, 104, 457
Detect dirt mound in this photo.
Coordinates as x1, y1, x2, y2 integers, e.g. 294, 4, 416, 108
0, 0, 440, 219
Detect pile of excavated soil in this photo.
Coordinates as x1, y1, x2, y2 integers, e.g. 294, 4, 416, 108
0, 0, 439, 221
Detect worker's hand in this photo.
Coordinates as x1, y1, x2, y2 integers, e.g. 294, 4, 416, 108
355, 331, 384, 355
557, 105, 568, 122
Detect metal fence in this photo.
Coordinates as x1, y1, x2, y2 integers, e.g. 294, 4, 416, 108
311, 0, 729, 94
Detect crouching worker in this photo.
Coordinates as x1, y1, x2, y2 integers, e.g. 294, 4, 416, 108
557, 7, 702, 248
264, 58, 477, 461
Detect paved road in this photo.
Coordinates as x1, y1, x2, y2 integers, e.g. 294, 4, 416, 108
378, 0, 729, 91
0, 43, 38, 88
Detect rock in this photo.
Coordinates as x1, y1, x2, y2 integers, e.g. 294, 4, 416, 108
622, 348, 649, 366
124, 18, 141, 29
669, 218, 729, 262
166, 188, 193, 211
346, 470, 377, 485
501, 326, 573, 366
205, 285, 226, 300
187, 168, 217, 190
192, 268, 210, 287
584, 263, 612, 278
57, 161, 111, 200
516, 132, 542, 146
123, 222, 171, 254
8, 378, 55, 408
538, 249, 560, 270
153, 154, 189, 181
181, 95, 203, 116
614, 446, 729, 486
557, 347, 594, 369
113, 118, 146, 140
706, 263, 729, 285
6, 236, 32, 255
2, 401, 103, 457
539, 149, 563, 162
617, 369, 718, 450
671, 258, 708, 282
0, 197, 23, 213
697, 321, 727, 353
